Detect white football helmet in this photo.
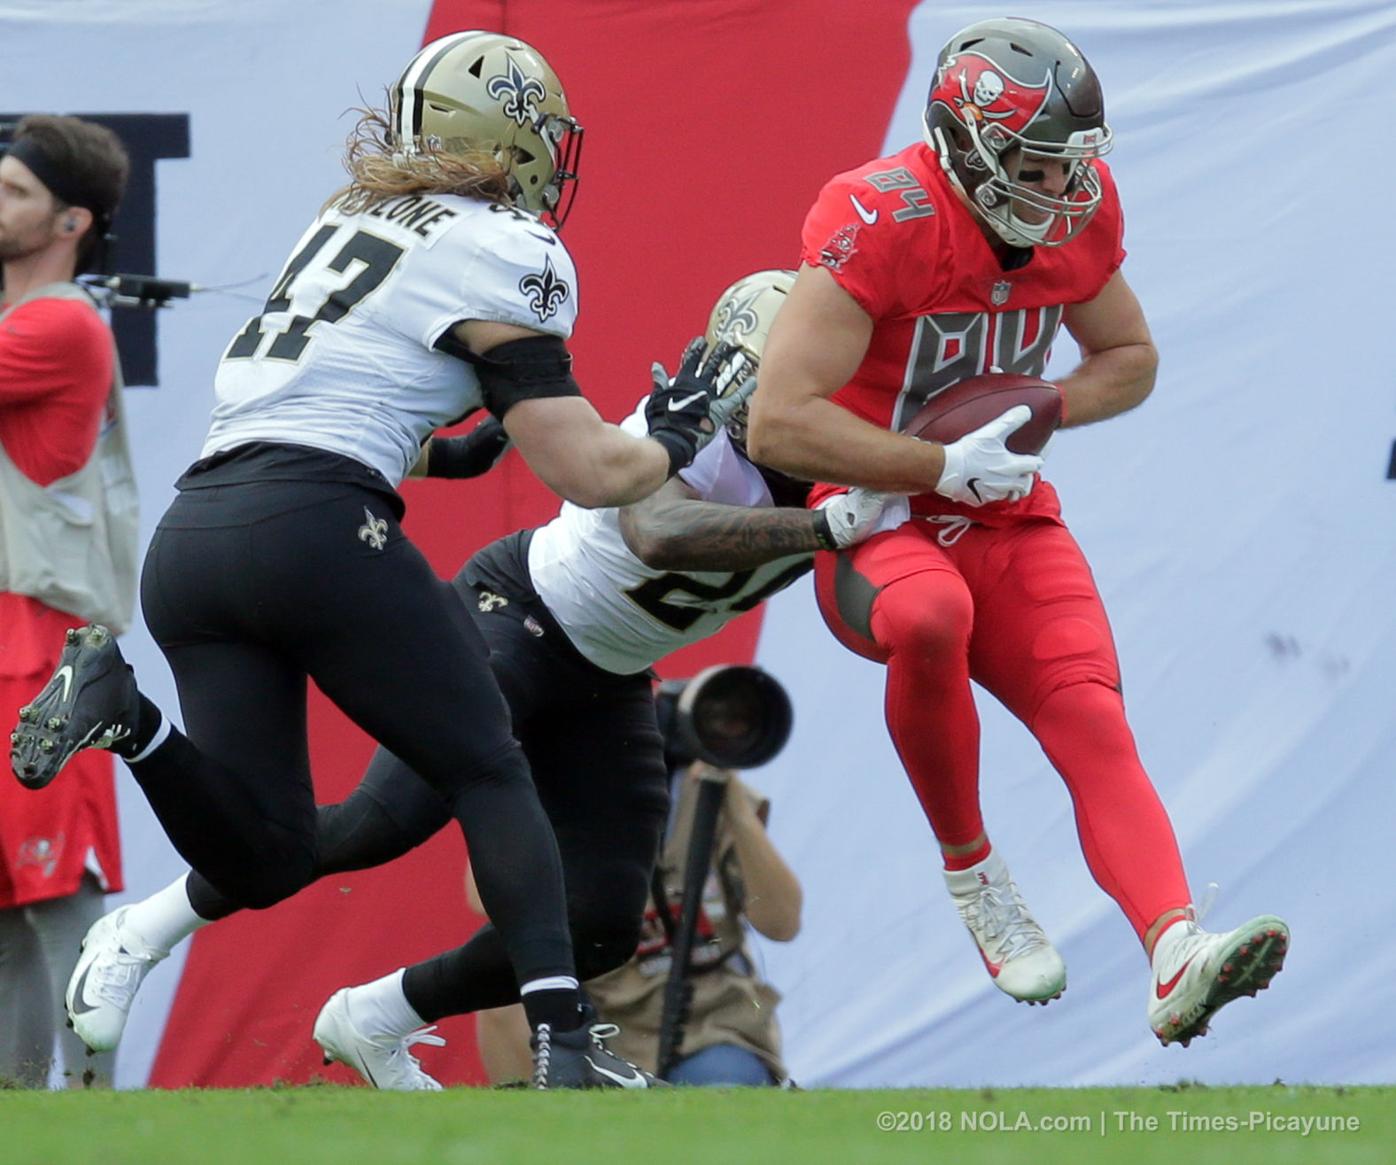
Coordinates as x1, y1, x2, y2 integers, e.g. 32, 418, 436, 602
388, 31, 583, 226
702, 269, 796, 450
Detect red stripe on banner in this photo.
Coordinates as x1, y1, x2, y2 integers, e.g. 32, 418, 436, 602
153, 0, 917, 1087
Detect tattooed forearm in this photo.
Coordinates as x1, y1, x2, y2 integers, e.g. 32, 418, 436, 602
622, 499, 820, 570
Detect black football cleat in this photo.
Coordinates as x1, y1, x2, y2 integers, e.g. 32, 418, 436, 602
530, 1011, 665, 1090
11, 625, 139, 790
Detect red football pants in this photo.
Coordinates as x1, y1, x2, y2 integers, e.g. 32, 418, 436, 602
814, 518, 1190, 940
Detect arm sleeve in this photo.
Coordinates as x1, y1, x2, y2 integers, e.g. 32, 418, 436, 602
0, 299, 112, 407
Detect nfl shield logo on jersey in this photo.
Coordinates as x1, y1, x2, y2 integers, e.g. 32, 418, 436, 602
991, 280, 1012, 306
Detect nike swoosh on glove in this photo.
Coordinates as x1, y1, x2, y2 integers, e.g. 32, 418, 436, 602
814, 488, 911, 549
645, 338, 748, 476
934, 405, 1044, 506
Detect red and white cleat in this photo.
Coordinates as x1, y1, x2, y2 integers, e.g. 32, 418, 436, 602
944, 850, 1066, 1004
1148, 914, 1289, 1046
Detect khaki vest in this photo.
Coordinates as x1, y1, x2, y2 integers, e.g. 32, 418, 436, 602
0, 282, 139, 632
586, 773, 788, 1081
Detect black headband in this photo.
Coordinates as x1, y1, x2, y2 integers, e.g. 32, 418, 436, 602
5, 136, 110, 219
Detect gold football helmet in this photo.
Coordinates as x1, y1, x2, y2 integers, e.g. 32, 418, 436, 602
702, 269, 796, 450
388, 31, 583, 226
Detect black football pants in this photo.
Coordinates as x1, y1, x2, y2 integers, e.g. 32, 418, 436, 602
184, 557, 670, 1019
135, 479, 573, 986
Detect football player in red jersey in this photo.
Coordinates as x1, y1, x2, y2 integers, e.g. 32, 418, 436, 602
748, 17, 1288, 1046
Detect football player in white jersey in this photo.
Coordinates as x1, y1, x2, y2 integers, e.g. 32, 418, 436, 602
11, 32, 747, 1091
54, 270, 910, 1089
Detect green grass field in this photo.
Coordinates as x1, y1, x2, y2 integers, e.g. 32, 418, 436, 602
1, 1084, 1390, 1165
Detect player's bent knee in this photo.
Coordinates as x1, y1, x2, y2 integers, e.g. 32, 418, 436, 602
210, 836, 318, 910
429, 738, 533, 806
872, 582, 973, 660
1032, 676, 1130, 738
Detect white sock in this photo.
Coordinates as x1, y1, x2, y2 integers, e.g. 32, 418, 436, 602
347, 968, 425, 1038
122, 873, 208, 954
125, 713, 171, 764
520, 975, 580, 995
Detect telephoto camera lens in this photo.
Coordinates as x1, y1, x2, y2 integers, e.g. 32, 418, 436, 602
656, 664, 792, 769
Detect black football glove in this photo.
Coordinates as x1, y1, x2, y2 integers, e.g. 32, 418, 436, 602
425, 417, 513, 479
645, 338, 753, 476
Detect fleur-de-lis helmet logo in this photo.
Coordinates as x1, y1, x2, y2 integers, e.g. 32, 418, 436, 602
519, 256, 571, 323
487, 59, 548, 128
714, 287, 763, 344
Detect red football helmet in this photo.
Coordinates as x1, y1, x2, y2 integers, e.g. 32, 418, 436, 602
923, 18, 1112, 248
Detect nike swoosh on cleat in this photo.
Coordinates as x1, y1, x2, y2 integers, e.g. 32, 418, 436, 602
1155, 956, 1196, 1000
55, 664, 75, 703
69, 964, 99, 1016
667, 390, 708, 412
584, 1056, 647, 1088
849, 194, 879, 225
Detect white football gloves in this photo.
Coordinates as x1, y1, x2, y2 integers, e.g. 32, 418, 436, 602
814, 488, 911, 549
934, 405, 1043, 506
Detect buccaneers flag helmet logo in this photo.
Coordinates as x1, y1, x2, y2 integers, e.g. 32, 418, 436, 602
936, 52, 1052, 140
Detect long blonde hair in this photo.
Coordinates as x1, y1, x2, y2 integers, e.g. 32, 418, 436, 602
328, 106, 514, 215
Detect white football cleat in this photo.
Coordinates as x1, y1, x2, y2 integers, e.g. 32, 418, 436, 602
66, 905, 169, 1053
944, 850, 1066, 1004
1148, 914, 1289, 1046
313, 987, 445, 1091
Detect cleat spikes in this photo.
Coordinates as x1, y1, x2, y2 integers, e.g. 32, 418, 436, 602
47, 717, 64, 730
65, 628, 80, 644
18, 705, 35, 722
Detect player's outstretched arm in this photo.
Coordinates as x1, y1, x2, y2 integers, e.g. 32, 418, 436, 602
619, 477, 902, 571
747, 265, 945, 493
449, 318, 670, 508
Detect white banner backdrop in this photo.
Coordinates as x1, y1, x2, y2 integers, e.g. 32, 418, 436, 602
754, 0, 1396, 1086
4, 0, 1394, 1089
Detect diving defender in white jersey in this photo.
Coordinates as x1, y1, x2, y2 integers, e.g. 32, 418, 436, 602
11, 32, 747, 1089
56, 271, 911, 1089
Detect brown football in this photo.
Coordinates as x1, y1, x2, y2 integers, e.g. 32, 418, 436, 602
903, 372, 1062, 455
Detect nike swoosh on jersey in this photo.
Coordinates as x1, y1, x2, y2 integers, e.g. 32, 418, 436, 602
966, 477, 984, 503
584, 1055, 648, 1088
1154, 957, 1196, 1000
849, 193, 879, 225
527, 231, 558, 246
55, 664, 75, 704
667, 390, 708, 412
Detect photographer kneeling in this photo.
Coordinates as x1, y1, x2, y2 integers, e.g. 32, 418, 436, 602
472, 666, 802, 1087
